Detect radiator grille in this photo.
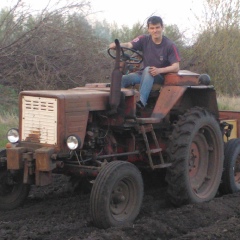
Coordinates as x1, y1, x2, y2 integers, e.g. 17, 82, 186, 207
22, 96, 57, 144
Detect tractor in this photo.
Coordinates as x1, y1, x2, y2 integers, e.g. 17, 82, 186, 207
0, 39, 239, 229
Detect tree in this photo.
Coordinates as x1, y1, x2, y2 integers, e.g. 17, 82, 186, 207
109, 21, 186, 48
110, 22, 145, 42
0, 0, 112, 91
92, 19, 111, 41
188, 0, 240, 95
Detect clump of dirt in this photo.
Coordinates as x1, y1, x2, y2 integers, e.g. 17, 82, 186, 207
0, 174, 239, 240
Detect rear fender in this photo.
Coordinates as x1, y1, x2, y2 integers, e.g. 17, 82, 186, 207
151, 85, 219, 120
151, 85, 187, 119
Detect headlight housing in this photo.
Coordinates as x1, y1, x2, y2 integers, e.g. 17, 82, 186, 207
66, 135, 81, 150
7, 128, 19, 143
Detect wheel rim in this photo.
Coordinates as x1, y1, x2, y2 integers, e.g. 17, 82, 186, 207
110, 178, 136, 221
234, 154, 240, 187
189, 128, 218, 199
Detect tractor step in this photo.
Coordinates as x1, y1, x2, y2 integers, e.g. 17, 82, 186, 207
138, 124, 169, 170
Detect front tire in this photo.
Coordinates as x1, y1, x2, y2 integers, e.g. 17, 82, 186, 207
90, 161, 144, 229
0, 168, 30, 210
166, 107, 224, 206
219, 138, 240, 194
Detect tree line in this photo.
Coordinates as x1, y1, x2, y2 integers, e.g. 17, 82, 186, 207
0, 0, 240, 95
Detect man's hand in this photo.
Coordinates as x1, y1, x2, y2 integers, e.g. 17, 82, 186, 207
109, 42, 133, 49
149, 62, 180, 76
149, 66, 160, 76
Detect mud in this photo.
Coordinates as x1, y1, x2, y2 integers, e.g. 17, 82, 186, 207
0, 174, 239, 240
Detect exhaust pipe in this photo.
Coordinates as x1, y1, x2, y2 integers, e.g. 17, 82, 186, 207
109, 39, 122, 114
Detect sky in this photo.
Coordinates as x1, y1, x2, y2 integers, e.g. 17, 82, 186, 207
90, 0, 204, 39
90, 0, 202, 28
0, 0, 204, 37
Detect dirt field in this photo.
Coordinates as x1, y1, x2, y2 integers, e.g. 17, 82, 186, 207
0, 174, 239, 240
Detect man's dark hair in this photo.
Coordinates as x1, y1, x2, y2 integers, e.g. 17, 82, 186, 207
147, 16, 163, 27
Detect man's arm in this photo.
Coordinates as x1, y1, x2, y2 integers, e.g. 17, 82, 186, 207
109, 42, 133, 49
149, 62, 180, 76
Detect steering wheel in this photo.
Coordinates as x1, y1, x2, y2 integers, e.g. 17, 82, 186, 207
107, 47, 143, 64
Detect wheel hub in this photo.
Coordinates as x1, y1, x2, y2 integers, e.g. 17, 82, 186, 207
189, 142, 200, 177
112, 191, 126, 204
110, 181, 130, 216
189, 133, 209, 196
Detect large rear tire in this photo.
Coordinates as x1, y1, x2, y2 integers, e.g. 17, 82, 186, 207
219, 138, 240, 194
166, 107, 224, 206
90, 161, 144, 229
0, 168, 30, 210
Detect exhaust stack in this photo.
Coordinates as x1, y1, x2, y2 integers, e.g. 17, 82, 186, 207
109, 39, 122, 114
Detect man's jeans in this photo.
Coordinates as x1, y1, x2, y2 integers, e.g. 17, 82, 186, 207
121, 66, 164, 106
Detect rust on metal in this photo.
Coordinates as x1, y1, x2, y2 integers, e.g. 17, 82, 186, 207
25, 130, 41, 143
164, 71, 200, 86
7, 147, 27, 170
35, 147, 55, 171
35, 171, 53, 186
151, 85, 187, 120
109, 39, 122, 113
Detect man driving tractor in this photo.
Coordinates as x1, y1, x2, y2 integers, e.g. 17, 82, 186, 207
109, 16, 181, 109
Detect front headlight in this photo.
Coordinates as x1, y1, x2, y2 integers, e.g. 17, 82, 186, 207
7, 128, 19, 143
66, 135, 81, 150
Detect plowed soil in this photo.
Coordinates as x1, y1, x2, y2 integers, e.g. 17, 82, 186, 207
0, 174, 239, 240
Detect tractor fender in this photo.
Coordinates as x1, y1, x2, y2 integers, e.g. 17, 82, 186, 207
151, 85, 218, 121
151, 85, 187, 119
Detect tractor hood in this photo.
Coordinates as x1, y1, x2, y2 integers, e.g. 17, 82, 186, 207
19, 86, 137, 112
19, 88, 110, 112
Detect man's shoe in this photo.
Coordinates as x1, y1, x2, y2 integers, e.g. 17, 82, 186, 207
136, 101, 144, 109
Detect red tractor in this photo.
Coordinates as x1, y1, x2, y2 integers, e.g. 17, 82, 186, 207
0, 39, 239, 228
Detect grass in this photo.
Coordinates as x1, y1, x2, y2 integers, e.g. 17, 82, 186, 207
0, 85, 18, 113
0, 112, 18, 147
0, 84, 19, 147
217, 94, 240, 111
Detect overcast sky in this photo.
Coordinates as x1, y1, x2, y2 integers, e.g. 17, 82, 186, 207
90, 0, 202, 27
0, 0, 204, 37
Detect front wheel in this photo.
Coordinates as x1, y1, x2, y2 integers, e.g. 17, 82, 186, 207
90, 161, 144, 229
219, 138, 240, 194
0, 168, 30, 210
166, 107, 224, 206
